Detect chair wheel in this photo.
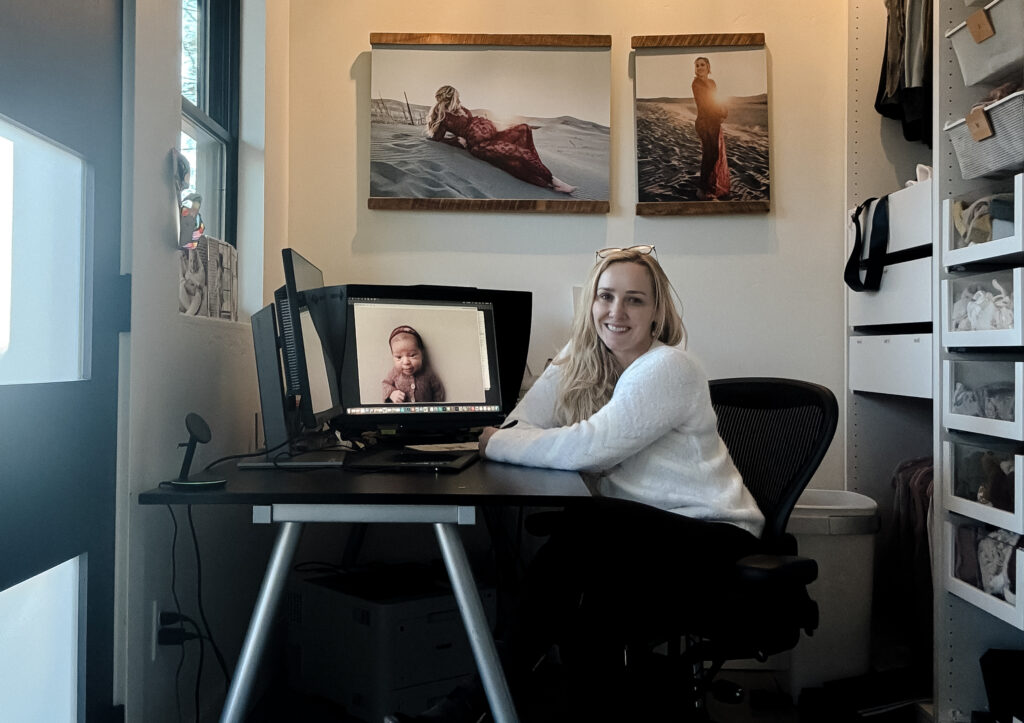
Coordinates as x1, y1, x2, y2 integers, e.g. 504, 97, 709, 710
710, 678, 744, 704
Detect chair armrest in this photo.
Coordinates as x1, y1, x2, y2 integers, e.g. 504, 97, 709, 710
734, 554, 818, 585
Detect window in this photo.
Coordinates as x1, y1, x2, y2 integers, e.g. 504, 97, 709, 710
180, 0, 239, 244
0, 114, 89, 385
0, 556, 83, 721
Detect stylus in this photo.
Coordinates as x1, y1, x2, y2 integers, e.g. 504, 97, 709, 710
499, 419, 519, 430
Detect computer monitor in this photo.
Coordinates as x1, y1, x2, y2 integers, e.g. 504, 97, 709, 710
304, 283, 532, 443
271, 249, 346, 433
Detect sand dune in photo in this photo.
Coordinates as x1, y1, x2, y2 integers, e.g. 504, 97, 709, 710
636, 96, 770, 203
370, 103, 610, 201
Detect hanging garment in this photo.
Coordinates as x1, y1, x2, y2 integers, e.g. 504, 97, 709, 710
875, 0, 932, 146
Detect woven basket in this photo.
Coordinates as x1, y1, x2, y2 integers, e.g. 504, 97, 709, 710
945, 91, 1024, 180
945, 0, 1024, 86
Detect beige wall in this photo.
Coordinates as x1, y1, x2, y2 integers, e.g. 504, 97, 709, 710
120, 2, 851, 718
278, 0, 848, 484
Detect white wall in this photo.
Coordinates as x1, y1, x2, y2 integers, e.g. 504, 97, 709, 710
280, 0, 848, 485
120, 1, 278, 720
117, 0, 851, 717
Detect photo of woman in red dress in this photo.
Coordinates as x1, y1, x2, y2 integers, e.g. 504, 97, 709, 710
691, 57, 731, 200
634, 40, 769, 211
369, 43, 610, 205
425, 85, 577, 194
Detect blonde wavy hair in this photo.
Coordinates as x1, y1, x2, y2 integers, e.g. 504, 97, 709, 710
425, 85, 464, 138
554, 248, 686, 425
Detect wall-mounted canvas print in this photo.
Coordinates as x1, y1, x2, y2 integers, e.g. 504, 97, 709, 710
369, 34, 610, 213
633, 34, 770, 216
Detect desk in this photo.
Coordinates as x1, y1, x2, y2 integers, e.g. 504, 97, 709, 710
140, 460, 593, 723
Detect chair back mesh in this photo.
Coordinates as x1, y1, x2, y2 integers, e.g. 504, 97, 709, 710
710, 378, 838, 548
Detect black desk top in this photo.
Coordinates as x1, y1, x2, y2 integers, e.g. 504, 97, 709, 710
138, 459, 594, 507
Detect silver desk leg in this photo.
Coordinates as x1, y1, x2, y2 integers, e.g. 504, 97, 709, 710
220, 521, 303, 723
434, 522, 518, 723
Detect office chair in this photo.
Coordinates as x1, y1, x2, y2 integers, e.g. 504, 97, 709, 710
651, 377, 838, 719
546, 377, 838, 721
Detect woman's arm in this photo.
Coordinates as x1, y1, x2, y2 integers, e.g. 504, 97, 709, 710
502, 357, 563, 429
485, 348, 705, 471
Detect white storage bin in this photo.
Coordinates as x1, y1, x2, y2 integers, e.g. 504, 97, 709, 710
945, 91, 1024, 180
943, 439, 1024, 533
848, 256, 932, 327
943, 173, 1023, 266
945, 0, 1024, 86
849, 334, 932, 398
787, 490, 879, 698
886, 179, 933, 253
945, 520, 1023, 629
943, 359, 1024, 439
943, 268, 1022, 346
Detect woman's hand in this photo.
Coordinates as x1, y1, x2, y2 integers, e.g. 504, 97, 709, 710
477, 426, 499, 459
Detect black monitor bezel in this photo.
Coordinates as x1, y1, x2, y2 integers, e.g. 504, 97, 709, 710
320, 283, 531, 440
276, 248, 344, 431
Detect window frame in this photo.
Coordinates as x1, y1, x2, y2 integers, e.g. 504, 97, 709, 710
181, 0, 240, 246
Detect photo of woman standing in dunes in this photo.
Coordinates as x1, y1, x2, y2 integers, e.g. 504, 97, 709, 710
633, 36, 769, 214
691, 56, 731, 200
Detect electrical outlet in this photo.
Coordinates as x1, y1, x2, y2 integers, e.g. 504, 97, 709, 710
150, 600, 159, 662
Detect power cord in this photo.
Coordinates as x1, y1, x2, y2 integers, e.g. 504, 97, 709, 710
165, 506, 186, 723
186, 505, 230, 688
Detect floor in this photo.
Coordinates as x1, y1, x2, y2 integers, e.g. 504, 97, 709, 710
248, 667, 937, 723
250, 669, 801, 722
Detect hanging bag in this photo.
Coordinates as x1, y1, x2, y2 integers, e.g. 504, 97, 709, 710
844, 196, 891, 292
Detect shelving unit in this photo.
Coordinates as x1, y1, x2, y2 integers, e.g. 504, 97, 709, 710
844, 6, 936, 700
845, 0, 934, 522
933, 0, 1024, 718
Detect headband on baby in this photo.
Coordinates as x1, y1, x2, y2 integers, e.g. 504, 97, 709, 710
389, 325, 423, 347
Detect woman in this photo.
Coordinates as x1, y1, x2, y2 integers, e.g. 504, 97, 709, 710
389, 247, 763, 722
691, 57, 731, 200
425, 84, 576, 194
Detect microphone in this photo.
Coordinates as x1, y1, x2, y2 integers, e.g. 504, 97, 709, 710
166, 413, 227, 488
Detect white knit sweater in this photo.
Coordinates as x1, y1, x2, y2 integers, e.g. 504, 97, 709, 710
486, 342, 765, 537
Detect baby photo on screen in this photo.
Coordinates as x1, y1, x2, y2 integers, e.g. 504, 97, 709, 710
352, 303, 489, 405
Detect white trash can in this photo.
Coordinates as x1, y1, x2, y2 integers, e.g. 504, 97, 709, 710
786, 489, 879, 699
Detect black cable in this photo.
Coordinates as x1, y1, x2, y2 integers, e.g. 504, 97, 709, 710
202, 436, 293, 472
166, 506, 186, 723
186, 505, 230, 690
194, 625, 205, 723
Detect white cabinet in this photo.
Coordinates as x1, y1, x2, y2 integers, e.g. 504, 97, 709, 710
849, 334, 931, 398
942, 518, 1024, 630
943, 439, 1024, 533
942, 359, 1023, 439
943, 173, 1023, 267
848, 257, 933, 327
942, 267, 1022, 346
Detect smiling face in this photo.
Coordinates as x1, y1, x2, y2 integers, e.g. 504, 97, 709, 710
592, 261, 657, 369
694, 57, 710, 79
390, 333, 423, 376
